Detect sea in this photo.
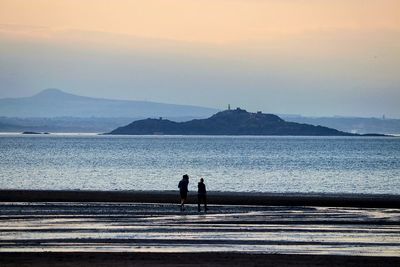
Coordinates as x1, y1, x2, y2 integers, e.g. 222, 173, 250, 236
0, 134, 399, 195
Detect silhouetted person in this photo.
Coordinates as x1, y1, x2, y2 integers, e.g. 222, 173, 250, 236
178, 174, 189, 211
197, 178, 208, 212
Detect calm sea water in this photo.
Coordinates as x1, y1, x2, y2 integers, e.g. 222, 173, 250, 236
0, 134, 399, 194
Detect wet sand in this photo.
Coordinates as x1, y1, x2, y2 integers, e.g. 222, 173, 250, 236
1, 202, 400, 254
0, 191, 399, 266
1, 189, 399, 207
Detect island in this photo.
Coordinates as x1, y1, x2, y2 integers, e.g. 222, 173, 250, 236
107, 108, 362, 136
22, 131, 50, 135
22, 131, 42, 135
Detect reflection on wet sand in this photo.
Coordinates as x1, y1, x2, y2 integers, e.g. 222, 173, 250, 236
0, 203, 399, 256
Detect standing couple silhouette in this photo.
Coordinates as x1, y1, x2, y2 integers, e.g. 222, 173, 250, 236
178, 174, 208, 212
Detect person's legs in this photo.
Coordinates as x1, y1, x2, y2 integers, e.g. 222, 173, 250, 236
180, 191, 187, 211
182, 197, 186, 210
198, 195, 207, 212
197, 195, 201, 212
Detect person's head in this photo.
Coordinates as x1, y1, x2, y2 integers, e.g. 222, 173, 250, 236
183, 174, 189, 180
200, 178, 204, 183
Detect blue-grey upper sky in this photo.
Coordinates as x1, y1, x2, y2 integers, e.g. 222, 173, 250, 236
0, 0, 399, 118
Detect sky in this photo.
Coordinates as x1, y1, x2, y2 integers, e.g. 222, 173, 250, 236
0, 0, 399, 117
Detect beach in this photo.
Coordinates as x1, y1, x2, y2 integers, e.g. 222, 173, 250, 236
1, 190, 399, 207
2, 1, 399, 266
0, 190, 399, 266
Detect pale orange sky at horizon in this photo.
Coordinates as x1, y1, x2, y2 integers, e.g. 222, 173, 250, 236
0, 0, 399, 117
1, 0, 399, 44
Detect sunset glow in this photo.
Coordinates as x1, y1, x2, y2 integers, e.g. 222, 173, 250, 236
0, 0, 399, 117
1, 0, 399, 43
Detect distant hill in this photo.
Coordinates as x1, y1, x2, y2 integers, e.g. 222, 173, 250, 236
0, 117, 135, 133
281, 116, 400, 135
0, 121, 27, 132
108, 108, 356, 136
1, 89, 398, 135
0, 116, 216, 133
0, 89, 219, 118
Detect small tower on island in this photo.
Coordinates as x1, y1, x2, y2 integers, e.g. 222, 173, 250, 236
228, 104, 231, 111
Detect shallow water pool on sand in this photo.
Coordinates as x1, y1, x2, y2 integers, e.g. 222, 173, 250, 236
0, 202, 399, 256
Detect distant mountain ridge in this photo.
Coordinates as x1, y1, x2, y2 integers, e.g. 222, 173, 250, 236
108, 108, 357, 136
0, 89, 398, 134
281, 116, 400, 135
0, 88, 219, 118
